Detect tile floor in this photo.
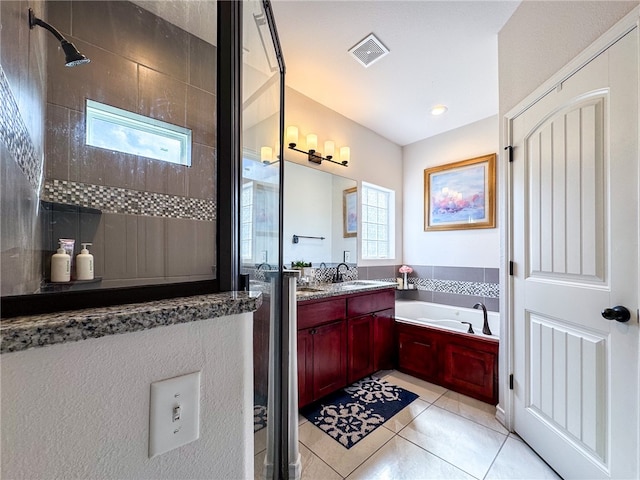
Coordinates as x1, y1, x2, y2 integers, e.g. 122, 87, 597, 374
254, 370, 561, 480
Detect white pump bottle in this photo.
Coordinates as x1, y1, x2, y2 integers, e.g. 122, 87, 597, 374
76, 243, 94, 281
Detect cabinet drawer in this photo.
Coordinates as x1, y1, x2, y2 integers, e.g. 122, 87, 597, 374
298, 298, 346, 330
347, 289, 395, 317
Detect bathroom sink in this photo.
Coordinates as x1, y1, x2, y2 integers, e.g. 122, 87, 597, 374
296, 287, 324, 293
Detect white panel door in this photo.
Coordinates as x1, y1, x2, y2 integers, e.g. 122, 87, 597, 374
510, 28, 639, 479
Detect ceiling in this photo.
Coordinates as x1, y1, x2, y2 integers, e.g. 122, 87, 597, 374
133, 0, 521, 147
270, 0, 521, 146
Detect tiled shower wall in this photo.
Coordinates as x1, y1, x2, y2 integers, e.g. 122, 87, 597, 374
42, 1, 217, 287
358, 264, 500, 312
0, 0, 47, 296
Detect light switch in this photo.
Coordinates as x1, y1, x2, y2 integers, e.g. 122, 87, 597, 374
343, 250, 351, 262
149, 371, 201, 458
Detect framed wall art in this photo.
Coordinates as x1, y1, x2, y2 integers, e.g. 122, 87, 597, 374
343, 187, 357, 238
424, 153, 496, 231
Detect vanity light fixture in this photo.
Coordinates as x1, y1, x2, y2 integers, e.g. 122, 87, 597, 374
28, 8, 91, 67
260, 145, 280, 166
286, 125, 349, 167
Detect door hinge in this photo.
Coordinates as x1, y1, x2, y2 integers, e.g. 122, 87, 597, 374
505, 145, 513, 163
509, 374, 514, 390
509, 261, 514, 276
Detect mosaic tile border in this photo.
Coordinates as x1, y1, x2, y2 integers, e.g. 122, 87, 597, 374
411, 277, 499, 298
0, 65, 42, 191
42, 179, 216, 221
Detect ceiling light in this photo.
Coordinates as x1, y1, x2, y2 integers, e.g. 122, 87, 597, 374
431, 104, 448, 116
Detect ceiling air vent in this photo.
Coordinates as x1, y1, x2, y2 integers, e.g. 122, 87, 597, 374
348, 33, 389, 68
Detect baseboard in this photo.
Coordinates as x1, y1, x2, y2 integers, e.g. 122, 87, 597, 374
495, 403, 508, 430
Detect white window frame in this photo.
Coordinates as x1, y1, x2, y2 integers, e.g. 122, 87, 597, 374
361, 181, 395, 260
85, 99, 192, 166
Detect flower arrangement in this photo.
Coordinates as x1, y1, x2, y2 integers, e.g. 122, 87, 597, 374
399, 265, 413, 289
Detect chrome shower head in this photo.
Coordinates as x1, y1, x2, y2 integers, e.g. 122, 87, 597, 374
28, 8, 91, 67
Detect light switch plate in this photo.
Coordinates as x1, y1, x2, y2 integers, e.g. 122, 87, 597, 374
149, 371, 201, 458
343, 250, 351, 262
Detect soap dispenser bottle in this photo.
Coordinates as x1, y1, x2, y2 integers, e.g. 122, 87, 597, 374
76, 243, 94, 281
51, 241, 71, 283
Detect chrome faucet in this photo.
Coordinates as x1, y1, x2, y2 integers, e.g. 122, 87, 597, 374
473, 302, 492, 335
334, 263, 350, 283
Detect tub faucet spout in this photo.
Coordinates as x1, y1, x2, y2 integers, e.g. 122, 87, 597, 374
461, 321, 474, 334
473, 302, 492, 336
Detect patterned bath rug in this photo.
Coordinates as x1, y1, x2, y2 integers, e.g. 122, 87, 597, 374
301, 376, 418, 449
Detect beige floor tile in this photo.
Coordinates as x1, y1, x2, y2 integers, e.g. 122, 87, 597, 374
299, 444, 343, 480
485, 436, 561, 479
434, 390, 509, 434
299, 413, 309, 426
254, 426, 267, 455
399, 405, 506, 479
347, 435, 474, 480
254, 443, 343, 480
254, 449, 267, 480
381, 398, 430, 434
299, 420, 394, 477
383, 371, 447, 403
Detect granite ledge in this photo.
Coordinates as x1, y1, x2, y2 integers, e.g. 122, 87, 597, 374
0, 291, 262, 354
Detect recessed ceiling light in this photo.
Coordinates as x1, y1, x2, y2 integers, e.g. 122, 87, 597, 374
431, 104, 448, 116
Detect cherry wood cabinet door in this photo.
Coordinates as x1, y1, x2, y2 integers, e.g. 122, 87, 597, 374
443, 340, 498, 404
312, 320, 347, 400
347, 314, 375, 383
374, 308, 396, 371
397, 324, 440, 383
297, 329, 314, 407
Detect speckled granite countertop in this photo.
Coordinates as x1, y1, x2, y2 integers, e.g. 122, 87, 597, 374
1, 291, 262, 354
295, 280, 398, 302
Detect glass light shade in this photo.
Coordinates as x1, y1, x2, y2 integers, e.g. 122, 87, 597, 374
260, 146, 273, 162
340, 146, 351, 163
306, 134, 318, 151
286, 126, 299, 145
324, 140, 335, 158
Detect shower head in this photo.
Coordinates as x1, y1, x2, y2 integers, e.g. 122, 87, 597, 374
28, 8, 90, 67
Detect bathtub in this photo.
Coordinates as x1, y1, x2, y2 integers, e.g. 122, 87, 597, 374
394, 300, 500, 404
395, 300, 500, 339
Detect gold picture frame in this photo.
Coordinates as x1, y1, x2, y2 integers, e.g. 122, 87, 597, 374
424, 153, 496, 231
343, 187, 357, 238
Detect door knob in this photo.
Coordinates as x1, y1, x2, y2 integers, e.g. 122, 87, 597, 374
601, 306, 631, 323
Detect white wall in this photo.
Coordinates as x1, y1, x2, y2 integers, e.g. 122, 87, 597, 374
1, 314, 253, 480
498, 0, 638, 116
402, 116, 500, 268
285, 88, 403, 266
284, 162, 333, 265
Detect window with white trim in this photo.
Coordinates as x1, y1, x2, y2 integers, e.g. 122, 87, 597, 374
361, 182, 395, 259
85, 99, 192, 166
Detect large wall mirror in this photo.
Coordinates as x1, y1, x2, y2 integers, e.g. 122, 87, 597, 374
240, 159, 357, 270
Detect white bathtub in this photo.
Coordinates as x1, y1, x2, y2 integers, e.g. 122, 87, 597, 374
395, 300, 500, 339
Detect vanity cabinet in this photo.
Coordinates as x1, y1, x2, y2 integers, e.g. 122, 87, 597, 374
297, 299, 347, 407
347, 290, 395, 383
297, 288, 396, 407
397, 322, 498, 404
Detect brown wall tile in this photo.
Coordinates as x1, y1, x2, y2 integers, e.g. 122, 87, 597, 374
45, 103, 71, 180
71, 1, 188, 82
166, 163, 187, 197
47, 36, 139, 113
103, 214, 137, 279
137, 216, 165, 278
188, 144, 216, 200
189, 36, 216, 94
139, 66, 187, 125
166, 218, 195, 276
187, 85, 216, 147
194, 220, 215, 276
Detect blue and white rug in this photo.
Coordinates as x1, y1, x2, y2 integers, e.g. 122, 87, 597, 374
301, 376, 418, 449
